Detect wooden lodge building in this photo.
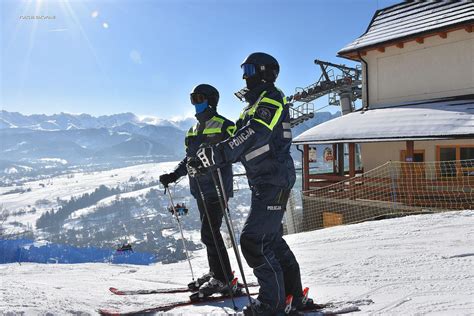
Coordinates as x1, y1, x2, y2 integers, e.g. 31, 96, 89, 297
289, 1, 474, 232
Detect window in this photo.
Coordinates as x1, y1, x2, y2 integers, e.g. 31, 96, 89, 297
461, 147, 474, 162
437, 145, 474, 177
400, 150, 425, 162
400, 149, 426, 178
460, 147, 474, 176
440, 147, 456, 160
439, 147, 456, 177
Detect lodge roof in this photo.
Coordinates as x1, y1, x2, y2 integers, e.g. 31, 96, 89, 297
338, 1, 474, 58
292, 95, 474, 144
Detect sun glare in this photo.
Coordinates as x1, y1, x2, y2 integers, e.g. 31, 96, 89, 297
7, 0, 117, 100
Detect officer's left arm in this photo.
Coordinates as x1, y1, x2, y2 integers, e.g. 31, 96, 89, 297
214, 97, 284, 165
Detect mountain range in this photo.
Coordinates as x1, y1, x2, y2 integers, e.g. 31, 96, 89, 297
0, 111, 194, 177
0, 111, 196, 132
0, 110, 339, 180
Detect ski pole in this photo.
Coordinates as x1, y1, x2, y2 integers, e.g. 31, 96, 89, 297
165, 185, 195, 282
211, 169, 253, 310
194, 177, 238, 311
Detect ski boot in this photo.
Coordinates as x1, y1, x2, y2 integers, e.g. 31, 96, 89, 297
242, 298, 288, 316
283, 295, 305, 315
187, 272, 213, 291
292, 287, 322, 312
190, 277, 239, 301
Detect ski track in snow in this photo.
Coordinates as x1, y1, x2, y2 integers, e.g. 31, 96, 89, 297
0, 210, 473, 315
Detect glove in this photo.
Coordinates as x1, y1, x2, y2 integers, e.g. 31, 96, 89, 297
159, 172, 179, 187
186, 157, 207, 178
196, 146, 216, 168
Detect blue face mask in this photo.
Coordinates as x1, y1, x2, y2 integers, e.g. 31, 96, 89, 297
194, 100, 208, 114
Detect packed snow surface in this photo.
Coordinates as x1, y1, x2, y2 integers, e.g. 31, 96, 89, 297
1, 210, 473, 315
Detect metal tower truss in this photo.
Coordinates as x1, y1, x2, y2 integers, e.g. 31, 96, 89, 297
288, 59, 362, 127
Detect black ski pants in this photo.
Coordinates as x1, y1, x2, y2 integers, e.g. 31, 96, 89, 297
240, 185, 303, 311
196, 196, 233, 283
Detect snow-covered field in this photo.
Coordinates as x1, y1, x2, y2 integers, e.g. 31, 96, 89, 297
1, 210, 472, 315
1, 161, 249, 235
0, 162, 181, 231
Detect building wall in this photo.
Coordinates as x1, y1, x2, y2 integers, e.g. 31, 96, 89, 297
360, 138, 474, 172
364, 29, 474, 107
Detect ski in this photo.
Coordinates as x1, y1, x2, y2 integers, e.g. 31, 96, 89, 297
298, 299, 373, 315
298, 303, 359, 315
109, 281, 259, 295
98, 290, 259, 315
233, 300, 370, 315
99, 297, 370, 315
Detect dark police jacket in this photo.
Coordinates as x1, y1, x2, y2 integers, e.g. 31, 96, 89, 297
215, 83, 296, 190
174, 108, 235, 199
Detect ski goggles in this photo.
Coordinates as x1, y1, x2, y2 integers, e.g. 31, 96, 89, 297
241, 63, 256, 79
190, 93, 207, 105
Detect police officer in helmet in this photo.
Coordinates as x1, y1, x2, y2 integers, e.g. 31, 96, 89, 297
159, 84, 236, 296
192, 53, 315, 315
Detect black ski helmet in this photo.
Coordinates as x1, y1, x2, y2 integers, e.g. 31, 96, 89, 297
190, 84, 219, 107
241, 52, 280, 83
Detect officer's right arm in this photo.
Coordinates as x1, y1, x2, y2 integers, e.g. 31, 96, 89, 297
214, 96, 283, 165
173, 129, 194, 177
174, 156, 188, 178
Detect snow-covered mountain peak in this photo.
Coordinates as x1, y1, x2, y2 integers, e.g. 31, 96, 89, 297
0, 110, 195, 131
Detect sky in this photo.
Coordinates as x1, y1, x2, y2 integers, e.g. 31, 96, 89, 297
1, 0, 400, 121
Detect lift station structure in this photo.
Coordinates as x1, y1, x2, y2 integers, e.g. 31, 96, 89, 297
288, 59, 362, 127
288, 59, 363, 180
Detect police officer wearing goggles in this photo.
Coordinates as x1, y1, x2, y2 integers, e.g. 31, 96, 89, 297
192, 53, 314, 315
159, 84, 236, 296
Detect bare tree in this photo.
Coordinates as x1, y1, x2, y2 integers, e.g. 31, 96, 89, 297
0, 205, 10, 237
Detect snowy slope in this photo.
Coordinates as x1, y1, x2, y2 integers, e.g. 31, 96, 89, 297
1, 210, 472, 315
0, 161, 249, 240
0, 162, 179, 231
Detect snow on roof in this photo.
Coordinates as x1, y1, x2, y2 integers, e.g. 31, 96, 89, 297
293, 96, 474, 144
338, 1, 474, 56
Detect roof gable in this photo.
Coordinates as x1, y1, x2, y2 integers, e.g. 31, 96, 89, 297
338, 1, 474, 58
